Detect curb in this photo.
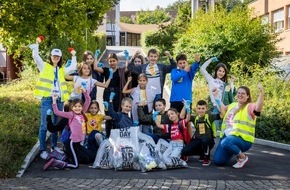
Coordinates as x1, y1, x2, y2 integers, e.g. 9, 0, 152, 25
16, 133, 50, 178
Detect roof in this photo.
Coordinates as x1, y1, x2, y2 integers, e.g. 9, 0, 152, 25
118, 21, 170, 34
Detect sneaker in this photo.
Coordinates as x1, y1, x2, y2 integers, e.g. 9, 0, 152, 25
198, 155, 204, 163
181, 155, 188, 162
43, 158, 67, 171
202, 159, 211, 166
233, 156, 248, 169
40, 151, 48, 160
51, 147, 64, 154
46, 150, 67, 161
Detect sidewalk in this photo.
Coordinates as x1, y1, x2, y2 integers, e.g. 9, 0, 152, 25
1, 46, 290, 189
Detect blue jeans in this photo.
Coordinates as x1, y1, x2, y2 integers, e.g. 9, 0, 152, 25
213, 135, 252, 165
39, 97, 64, 151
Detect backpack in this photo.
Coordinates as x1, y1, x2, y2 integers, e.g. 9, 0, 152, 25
194, 114, 214, 139
60, 113, 75, 144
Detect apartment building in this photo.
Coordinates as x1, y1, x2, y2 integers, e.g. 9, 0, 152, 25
249, 0, 290, 55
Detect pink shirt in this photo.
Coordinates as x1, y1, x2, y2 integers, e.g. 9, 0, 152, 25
224, 103, 256, 136
53, 91, 91, 142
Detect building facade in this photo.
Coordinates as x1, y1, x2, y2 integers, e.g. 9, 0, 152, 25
249, 0, 290, 55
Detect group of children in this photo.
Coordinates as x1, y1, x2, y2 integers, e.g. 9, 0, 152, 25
30, 36, 237, 171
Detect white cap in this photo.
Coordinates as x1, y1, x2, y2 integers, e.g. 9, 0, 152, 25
51, 49, 62, 57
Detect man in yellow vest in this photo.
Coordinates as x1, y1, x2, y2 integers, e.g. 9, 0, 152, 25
30, 37, 69, 160
213, 84, 264, 168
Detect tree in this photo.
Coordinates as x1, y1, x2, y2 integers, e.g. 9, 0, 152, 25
143, 1, 191, 53
174, 6, 280, 69
136, 8, 171, 24
120, 16, 134, 24
0, 0, 118, 58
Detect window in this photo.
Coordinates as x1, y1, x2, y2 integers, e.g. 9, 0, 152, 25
273, 9, 284, 32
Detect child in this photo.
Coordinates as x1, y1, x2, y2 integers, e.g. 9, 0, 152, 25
85, 100, 111, 153
181, 100, 220, 166
66, 62, 112, 101
122, 74, 156, 133
170, 53, 200, 112
137, 98, 171, 143
29, 36, 70, 160
43, 89, 95, 170
127, 49, 176, 102
126, 50, 146, 88
200, 57, 235, 129
101, 53, 130, 137
105, 92, 133, 129
155, 104, 191, 159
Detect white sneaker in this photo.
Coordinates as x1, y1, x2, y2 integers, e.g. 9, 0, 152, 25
51, 147, 64, 154
40, 151, 48, 160
232, 156, 249, 168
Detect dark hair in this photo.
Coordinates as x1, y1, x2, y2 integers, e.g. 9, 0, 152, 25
64, 100, 73, 112
196, 100, 207, 106
176, 54, 187, 62
83, 51, 94, 62
107, 53, 118, 61
78, 61, 92, 76
155, 98, 166, 106
234, 86, 252, 115
147, 48, 159, 56
49, 56, 63, 68
69, 98, 88, 122
137, 73, 148, 81
88, 100, 100, 113
133, 54, 146, 64
213, 63, 228, 83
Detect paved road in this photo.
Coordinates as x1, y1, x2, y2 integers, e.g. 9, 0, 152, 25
1, 46, 290, 189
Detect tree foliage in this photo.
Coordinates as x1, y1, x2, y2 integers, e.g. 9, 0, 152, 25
143, 1, 191, 53
0, 0, 118, 58
136, 8, 171, 24
174, 6, 280, 68
120, 16, 134, 24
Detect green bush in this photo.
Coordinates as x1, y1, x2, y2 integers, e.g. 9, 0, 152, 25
0, 67, 39, 178
93, 32, 107, 53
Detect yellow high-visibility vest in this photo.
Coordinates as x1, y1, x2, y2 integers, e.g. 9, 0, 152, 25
34, 63, 69, 101
220, 102, 256, 143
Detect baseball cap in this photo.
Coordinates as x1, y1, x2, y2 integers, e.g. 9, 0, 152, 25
51, 49, 62, 57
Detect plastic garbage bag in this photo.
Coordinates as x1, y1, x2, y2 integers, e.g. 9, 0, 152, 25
92, 139, 114, 169
109, 127, 140, 170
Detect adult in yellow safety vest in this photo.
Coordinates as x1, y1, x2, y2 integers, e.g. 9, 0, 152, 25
213, 84, 264, 168
29, 37, 70, 160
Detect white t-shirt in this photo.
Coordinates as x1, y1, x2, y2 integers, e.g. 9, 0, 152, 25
70, 76, 97, 99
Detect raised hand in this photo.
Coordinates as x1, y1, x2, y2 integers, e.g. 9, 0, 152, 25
95, 49, 101, 59
152, 111, 160, 121
212, 57, 218, 62
103, 101, 108, 111
124, 50, 129, 61
194, 53, 200, 62
109, 92, 115, 101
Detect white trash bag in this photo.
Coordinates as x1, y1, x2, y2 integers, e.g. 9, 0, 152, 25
92, 139, 114, 169
156, 139, 187, 169
138, 132, 166, 172
109, 127, 140, 171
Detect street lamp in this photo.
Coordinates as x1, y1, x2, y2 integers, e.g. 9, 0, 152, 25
85, 11, 95, 50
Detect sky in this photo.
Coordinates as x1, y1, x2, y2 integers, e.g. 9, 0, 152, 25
120, 0, 179, 11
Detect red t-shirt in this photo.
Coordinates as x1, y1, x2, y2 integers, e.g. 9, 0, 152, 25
163, 119, 190, 142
